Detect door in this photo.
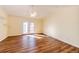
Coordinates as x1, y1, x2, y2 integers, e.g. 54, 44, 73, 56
23, 22, 29, 34
23, 21, 35, 34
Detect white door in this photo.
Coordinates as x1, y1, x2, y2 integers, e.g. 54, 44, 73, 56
23, 22, 29, 34
23, 22, 35, 34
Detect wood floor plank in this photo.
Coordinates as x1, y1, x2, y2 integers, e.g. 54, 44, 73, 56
0, 33, 79, 53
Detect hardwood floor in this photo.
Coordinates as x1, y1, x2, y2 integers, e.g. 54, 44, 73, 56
0, 33, 79, 53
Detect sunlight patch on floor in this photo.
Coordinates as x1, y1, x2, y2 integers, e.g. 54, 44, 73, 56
26, 34, 44, 39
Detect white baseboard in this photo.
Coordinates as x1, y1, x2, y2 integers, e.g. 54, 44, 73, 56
44, 33, 79, 48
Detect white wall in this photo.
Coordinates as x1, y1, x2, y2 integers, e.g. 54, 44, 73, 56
0, 7, 8, 41
8, 16, 43, 36
44, 6, 79, 47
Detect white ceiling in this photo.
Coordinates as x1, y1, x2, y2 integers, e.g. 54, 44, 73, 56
1, 5, 57, 18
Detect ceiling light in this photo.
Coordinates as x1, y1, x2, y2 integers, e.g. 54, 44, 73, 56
30, 11, 37, 17
30, 5, 37, 18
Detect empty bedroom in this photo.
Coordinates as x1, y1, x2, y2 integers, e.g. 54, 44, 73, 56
0, 5, 79, 53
